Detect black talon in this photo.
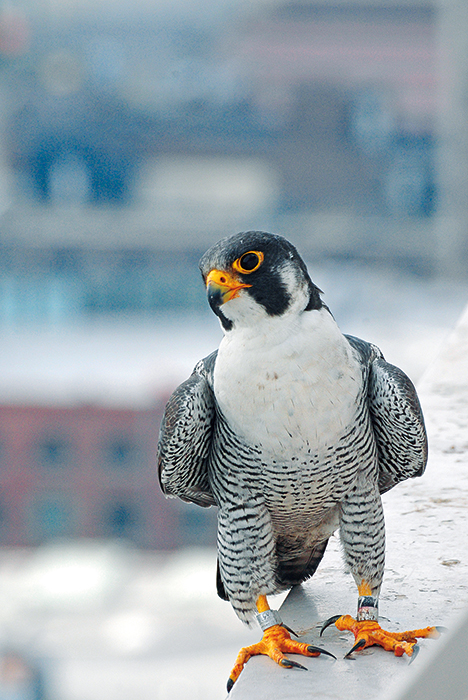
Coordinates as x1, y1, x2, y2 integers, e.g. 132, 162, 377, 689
320, 615, 342, 636
307, 645, 337, 660
435, 626, 448, 634
409, 644, 419, 665
344, 638, 367, 658
282, 623, 299, 637
280, 658, 308, 670
227, 678, 234, 693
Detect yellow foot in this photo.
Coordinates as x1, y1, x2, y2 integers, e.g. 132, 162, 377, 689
321, 614, 442, 658
227, 624, 334, 692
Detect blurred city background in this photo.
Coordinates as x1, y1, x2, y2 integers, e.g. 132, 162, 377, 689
0, 0, 467, 697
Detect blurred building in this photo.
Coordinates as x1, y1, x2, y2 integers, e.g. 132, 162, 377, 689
0, 0, 463, 548
0, 359, 219, 548
4, 0, 437, 219
0, 0, 443, 314
0, 402, 173, 547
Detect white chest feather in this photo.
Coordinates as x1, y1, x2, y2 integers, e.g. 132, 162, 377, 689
213, 309, 363, 456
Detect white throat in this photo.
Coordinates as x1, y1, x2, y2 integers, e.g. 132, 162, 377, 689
213, 308, 363, 456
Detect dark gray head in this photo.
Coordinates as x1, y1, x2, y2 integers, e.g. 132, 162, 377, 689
199, 231, 322, 330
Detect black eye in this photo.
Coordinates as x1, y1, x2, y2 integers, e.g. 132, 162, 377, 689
233, 250, 264, 274
240, 253, 259, 270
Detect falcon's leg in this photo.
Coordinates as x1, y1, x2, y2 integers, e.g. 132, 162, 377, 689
326, 485, 441, 657
322, 582, 442, 658
227, 595, 334, 692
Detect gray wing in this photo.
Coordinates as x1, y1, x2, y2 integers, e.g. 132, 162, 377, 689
158, 351, 217, 507
346, 335, 428, 494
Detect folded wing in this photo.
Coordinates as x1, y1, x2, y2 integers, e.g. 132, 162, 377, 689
346, 335, 428, 494
158, 352, 218, 507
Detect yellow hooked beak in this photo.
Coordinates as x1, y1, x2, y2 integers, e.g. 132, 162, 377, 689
205, 269, 251, 307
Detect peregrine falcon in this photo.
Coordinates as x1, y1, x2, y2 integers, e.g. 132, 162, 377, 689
158, 231, 440, 691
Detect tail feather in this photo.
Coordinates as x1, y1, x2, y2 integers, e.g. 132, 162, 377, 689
276, 538, 329, 587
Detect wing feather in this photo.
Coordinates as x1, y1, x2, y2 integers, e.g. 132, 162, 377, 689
158, 352, 217, 507
346, 335, 428, 494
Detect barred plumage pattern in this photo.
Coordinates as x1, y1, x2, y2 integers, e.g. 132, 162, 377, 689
158, 330, 427, 624
209, 361, 381, 622
344, 335, 427, 494
158, 353, 217, 508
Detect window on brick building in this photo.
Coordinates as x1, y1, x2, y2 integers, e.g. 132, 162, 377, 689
104, 500, 139, 539
32, 496, 72, 540
0, 499, 7, 533
36, 436, 71, 466
104, 437, 139, 468
177, 502, 217, 547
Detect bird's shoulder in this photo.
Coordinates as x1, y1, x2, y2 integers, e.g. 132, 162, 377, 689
192, 349, 218, 390
344, 333, 384, 367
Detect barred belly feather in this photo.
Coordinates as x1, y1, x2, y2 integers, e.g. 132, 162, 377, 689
209, 309, 381, 622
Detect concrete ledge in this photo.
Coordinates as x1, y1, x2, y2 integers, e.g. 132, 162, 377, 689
230, 304, 468, 699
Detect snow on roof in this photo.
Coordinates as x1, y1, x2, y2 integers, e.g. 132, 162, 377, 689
0, 261, 466, 410
0, 313, 222, 409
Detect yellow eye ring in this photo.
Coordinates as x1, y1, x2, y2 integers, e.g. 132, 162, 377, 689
232, 250, 264, 275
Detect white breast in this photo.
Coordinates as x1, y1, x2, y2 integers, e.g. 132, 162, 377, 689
213, 308, 363, 457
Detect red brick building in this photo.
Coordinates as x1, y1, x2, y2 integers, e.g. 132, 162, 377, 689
0, 401, 186, 547
0, 314, 220, 550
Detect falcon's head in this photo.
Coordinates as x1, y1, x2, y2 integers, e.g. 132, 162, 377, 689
199, 231, 323, 330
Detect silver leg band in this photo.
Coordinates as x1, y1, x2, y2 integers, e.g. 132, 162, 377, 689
256, 609, 283, 631
357, 595, 379, 622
